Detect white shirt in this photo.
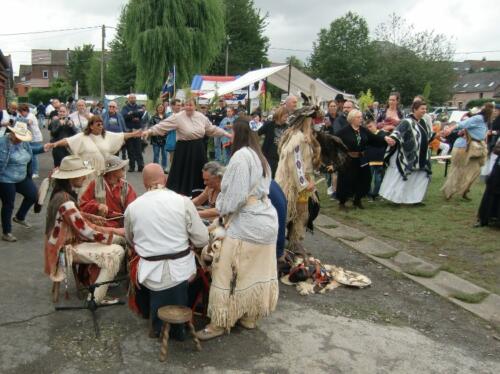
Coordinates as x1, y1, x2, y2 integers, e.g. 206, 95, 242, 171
125, 189, 208, 290
69, 111, 90, 132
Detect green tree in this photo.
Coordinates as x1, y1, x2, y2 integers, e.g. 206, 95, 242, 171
210, 0, 269, 75
309, 12, 372, 95
286, 55, 306, 71
86, 55, 111, 97
28, 78, 73, 104
358, 89, 375, 112
369, 13, 456, 105
124, 0, 225, 98
67, 44, 95, 96
107, 6, 136, 95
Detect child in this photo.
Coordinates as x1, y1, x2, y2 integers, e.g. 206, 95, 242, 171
364, 120, 387, 200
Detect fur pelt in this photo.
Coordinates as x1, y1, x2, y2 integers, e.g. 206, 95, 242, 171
315, 131, 349, 172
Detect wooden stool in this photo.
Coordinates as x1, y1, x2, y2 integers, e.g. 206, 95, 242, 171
158, 305, 201, 362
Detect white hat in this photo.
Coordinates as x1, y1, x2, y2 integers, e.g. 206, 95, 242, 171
7, 121, 32, 142
104, 155, 129, 174
51, 156, 94, 179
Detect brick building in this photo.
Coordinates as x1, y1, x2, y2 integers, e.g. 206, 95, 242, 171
0, 50, 14, 110
450, 71, 500, 109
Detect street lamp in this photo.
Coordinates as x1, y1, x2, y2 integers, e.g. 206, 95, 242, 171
224, 35, 230, 76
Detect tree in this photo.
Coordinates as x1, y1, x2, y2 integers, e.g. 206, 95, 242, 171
309, 12, 372, 95
86, 55, 111, 97
358, 89, 375, 112
107, 5, 136, 95
286, 56, 306, 71
209, 0, 269, 75
28, 78, 73, 104
123, 0, 225, 98
369, 13, 456, 105
67, 44, 95, 96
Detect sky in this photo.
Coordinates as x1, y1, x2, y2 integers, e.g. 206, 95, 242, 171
1, 0, 499, 76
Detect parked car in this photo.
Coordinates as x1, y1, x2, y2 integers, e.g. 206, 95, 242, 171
430, 107, 458, 121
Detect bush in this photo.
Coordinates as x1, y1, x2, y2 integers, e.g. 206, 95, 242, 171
16, 96, 28, 103
466, 98, 496, 109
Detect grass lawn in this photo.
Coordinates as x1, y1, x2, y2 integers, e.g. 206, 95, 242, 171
318, 162, 500, 295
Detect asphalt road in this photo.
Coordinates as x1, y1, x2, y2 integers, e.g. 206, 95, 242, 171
0, 140, 499, 373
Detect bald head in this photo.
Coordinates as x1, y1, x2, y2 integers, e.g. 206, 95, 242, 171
143, 163, 166, 189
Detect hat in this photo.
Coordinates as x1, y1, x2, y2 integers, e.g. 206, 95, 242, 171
287, 105, 322, 128
104, 155, 129, 174
469, 107, 480, 115
52, 156, 94, 179
334, 94, 345, 102
7, 121, 32, 142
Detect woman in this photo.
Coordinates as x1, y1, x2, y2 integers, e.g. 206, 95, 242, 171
258, 106, 288, 177
191, 161, 224, 220
196, 118, 279, 340
377, 92, 404, 133
0, 122, 45, 242
275, 106, 322, 251
44, 155, 125, 305
441, 103, 492, 200
324, 100, 338, 136
69, 99, 91, 132
379, 100, 432, 204
48, 105, 77, 167
335, 110, 394, 209
148, 103, 168, 172
45, 115, 142, 179
477, 140, 500, 226
219, 107, 237, 165
144, 98, 231, 196
17, 103, 44, 178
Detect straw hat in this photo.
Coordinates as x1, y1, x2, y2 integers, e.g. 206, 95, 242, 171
7, 121, 32, 142
52, 155, 94, 179
104, 155, 129, 174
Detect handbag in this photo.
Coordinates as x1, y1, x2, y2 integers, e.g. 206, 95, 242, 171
165, 131, 176, 152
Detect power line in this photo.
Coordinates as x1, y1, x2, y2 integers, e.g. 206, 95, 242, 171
0, 26, 101, 37
454, 50, 500, 54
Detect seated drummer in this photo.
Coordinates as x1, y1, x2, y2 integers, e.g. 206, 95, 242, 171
191, 161, 224, 220
125, 163, 208, 340
44, 156, 125, 305
80, 155, 137, 228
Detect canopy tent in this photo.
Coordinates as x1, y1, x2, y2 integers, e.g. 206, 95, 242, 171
201, 64, 355, 103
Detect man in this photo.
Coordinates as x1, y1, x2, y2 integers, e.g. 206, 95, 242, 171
1, 102, 19, 136
80, 155, 137, 228
284, 95, 298, 113
364, 101, 379, 122
44, 155, 125, 304
48, 105, 76, 167
47, 99, 61, 128
121, 94, 145, 172
211, 99, 227, 162
333, 99, 354, 134
125, 163, 208, 339
69, 99, 91, 132
103, 101, 127, 159
36, 101, 46, 128
334, 93, 345, 114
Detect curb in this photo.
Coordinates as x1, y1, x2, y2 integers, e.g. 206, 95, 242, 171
315, 214, 500, 327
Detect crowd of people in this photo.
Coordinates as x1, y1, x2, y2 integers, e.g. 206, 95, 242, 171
0, 88, 499, 347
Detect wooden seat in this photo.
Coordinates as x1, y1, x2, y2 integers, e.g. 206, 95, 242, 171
157, 305, 201, 362
52, 263, 83, 303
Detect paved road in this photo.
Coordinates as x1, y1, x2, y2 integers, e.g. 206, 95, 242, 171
0, 145, 499, 373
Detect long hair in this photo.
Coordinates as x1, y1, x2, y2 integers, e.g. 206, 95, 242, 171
231, 116, 270, 177
49, 179, 78, 203
480, 102, 494, 123
279, 116, 322, 169
84, 115, 106, 137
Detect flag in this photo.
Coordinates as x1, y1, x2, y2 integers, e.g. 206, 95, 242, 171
162, 65, 176, 96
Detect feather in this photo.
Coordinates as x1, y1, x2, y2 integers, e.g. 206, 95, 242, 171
315, 131, 349, 171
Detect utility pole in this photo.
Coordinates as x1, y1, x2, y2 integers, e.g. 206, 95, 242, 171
100, 24, 105, 99
224, 35, 229, 76
287, 58, 292, 95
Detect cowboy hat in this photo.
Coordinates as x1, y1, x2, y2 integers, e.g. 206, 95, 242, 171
7, 121, 32, 142
52, 155, 94, 179
104, 155, 129, 174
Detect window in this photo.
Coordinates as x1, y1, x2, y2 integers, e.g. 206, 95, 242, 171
479, 92, 483, 99
488, 82, 495, 87
53, 71, 59, 78
42, 70, 48, 79
453, 84, 458, 88
462, 83, 468, 88
474, 83, 480, 87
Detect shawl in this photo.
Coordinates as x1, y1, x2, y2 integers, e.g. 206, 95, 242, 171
386, 115, 431, 180
275, 131, 314, 223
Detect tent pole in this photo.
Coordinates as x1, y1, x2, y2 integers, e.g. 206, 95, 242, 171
247, 85, 251, 115
264, 78, 268, 113
287, 60, 292, 95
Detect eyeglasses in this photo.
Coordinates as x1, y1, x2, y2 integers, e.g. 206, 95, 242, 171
93, 122, 103, 126
108, 105, 117, 108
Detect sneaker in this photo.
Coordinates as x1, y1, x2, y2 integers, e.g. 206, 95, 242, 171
32, 174, 39, 179
327, 186, 334, 195
13, 217, 32, 228
2, 233, 17, 242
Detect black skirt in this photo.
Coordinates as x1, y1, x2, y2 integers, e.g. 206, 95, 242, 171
167, 138, 207, 196
478, 159, 500, 225
336, 157, 371, 203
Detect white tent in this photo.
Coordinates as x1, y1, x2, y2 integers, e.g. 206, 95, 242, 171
201, 64, 355, 102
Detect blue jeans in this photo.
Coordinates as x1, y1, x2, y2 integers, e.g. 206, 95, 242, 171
370, 166, 384, 197
30, 142, 44, 174
269, 180, 287, 258
214, 137, 222, 162
222, 146, 231, 165
153, 144, 168, 169
0, 178, 38, 234
149, 280, 188, 338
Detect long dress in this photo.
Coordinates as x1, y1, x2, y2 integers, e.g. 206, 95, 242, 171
335, 125, 387, 203
208, 147, 278, 329
148, 111, 225, 196
379, 115, 432, 204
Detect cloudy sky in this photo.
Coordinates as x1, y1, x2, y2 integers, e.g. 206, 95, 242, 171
2, 0, 499, 75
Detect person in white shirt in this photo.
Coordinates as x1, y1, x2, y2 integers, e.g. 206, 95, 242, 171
69, 99, 91, 132
1, 102, 19, 137
125, 163, 209, 339
17, 103, 44, 177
